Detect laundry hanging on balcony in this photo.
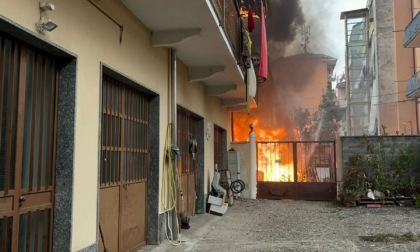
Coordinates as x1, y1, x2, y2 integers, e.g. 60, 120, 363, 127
247, 62, 257, 112
248, 6, 254, 32
248, 62, 257, 98
258, 0, 268, 81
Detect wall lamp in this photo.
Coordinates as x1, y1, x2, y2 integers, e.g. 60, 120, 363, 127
36, 2, 58, 32
206, 122, 212, 140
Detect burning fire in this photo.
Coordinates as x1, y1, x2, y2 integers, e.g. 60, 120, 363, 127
239, 6, 261, 19
233, 111, 295, 182
257, 140, 295, 182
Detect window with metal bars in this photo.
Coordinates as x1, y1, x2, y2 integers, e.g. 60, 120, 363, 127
0, 216, 12, 251
0, 32, 59, 252
0, 35, 58, 193
100, 75, 149, 187
17, 209, 51, 251
0, 36, 19, 193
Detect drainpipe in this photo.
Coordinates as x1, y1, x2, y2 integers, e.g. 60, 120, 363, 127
249, 124, 257, 199
170, 48, 178, 240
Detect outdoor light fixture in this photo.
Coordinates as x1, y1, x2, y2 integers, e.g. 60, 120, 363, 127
36, 2, 58, 32
206, 122, 212, 140
39, 2, 55, 11
37, 20, 58, 32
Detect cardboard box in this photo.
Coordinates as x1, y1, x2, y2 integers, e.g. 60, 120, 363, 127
208, 195, 224, 206
210, 202, 228, 215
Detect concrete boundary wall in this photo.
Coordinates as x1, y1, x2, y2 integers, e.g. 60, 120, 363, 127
339, 136, 420, 184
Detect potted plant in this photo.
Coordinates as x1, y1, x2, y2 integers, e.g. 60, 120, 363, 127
339, 167, 366, 207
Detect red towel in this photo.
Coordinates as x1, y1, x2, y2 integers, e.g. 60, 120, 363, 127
248, 7, 254, 32
258, 1, 268, 81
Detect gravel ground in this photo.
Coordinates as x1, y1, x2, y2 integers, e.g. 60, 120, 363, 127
143, 199, 420, 252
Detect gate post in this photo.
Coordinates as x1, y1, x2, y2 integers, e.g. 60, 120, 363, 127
249, 124, 257, 199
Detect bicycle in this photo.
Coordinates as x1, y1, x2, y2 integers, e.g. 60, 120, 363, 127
218, 170, 245, 194
230, 179, 245, 194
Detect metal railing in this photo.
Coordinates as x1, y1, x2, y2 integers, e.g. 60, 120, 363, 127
257, 141, 336, 183
404, 11, 420, 47
210, 0, 243, 70
407, 72, 420, 98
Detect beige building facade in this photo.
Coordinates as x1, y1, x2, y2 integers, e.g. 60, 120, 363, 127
0, 0, 256, 251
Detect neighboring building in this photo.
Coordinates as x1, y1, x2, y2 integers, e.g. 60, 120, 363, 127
403, 0, 420, 132
270, 53, 337, 113
0, 0, 262, 251
341, 0, 418, 136
335, 75, 347, 136
232, 53, 337, 142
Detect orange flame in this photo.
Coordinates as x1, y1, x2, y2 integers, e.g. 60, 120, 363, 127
233, 111, 295, 182
257, 141, 294, 182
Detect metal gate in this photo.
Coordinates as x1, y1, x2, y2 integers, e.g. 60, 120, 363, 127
257, 141, 336, 201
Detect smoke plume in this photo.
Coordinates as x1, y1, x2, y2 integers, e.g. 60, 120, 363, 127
234, 0, 341, 141
248, 0, 305, 62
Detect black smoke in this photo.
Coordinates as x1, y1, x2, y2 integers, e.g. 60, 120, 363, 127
241, 0, 305, 59
266, 0, 305, 43
234, 0, 327, 141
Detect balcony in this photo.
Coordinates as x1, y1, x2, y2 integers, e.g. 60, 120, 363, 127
404, 11, 420, 48
210, 0, 242, 69
122, 0, 252, 108
406, 72, 420, 98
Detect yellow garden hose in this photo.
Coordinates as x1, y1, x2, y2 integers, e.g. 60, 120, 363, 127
161, 123, 182, 245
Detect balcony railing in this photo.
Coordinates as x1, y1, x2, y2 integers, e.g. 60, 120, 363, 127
210, 0, 243, 70
406, 72, 420, 98
404, 11, 420, 48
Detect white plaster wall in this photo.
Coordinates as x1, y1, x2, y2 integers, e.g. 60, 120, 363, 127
231, 142, 251, 198
176, 61, 234, 195
203, 97, 231, 194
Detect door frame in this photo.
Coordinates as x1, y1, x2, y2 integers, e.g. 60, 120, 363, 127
99, 65, 160, 246
213, 124, 228, 171
0, 16, 78, 251
176, 106, 204, 217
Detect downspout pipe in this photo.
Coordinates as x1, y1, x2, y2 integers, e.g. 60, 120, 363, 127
171, 50, 177, 163
170, 48, 178, 241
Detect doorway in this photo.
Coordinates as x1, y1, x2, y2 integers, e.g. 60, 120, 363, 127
99, 74, 150, 251
214, 124, 227, 170
0, 35, 60, 251
176, 107, 201, 217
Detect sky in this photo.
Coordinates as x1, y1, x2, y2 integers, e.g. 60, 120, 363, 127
284, 0, 367, 84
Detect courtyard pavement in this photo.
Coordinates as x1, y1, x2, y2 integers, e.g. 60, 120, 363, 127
139, 198, 420, 252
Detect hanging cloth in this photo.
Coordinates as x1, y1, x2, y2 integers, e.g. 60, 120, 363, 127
258, 0, 268, 81
247, 6, 255, 32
